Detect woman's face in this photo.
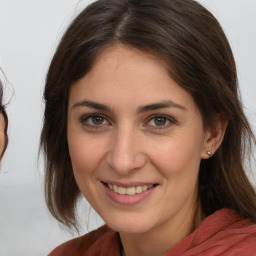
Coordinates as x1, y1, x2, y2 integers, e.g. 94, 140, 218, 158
67, 45, 211, 235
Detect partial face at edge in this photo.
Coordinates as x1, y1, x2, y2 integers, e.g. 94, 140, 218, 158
67, 45, 213, 235
0, 113, 6, 157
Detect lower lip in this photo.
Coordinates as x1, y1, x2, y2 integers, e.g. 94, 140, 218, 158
103, 183, 157, 205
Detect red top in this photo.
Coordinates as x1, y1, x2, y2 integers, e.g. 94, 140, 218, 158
49, 208, 256, 256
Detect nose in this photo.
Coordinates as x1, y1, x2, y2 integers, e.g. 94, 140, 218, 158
107, 126, 146, 175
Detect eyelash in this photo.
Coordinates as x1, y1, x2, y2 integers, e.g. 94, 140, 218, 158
79, 113, 176, 130
79, 114, 111, 129
145, 114, 176, 130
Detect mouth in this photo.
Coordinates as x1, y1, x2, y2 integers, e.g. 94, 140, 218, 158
101, 181, 159, 205
102, 182, 157, 196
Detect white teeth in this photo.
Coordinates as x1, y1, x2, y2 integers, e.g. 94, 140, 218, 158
107, 184, 154, 195
142, 185, 147, 191
118, 187, 126, 195
135, 186, 143, 194
127, 187, 136, 196
113, 185, 118, 193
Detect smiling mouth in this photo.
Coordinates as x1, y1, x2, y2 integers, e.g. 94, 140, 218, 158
103, 182, 156, 196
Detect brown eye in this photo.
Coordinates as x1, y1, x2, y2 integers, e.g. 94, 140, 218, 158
146, 114, 175, 129
81, 114, 109, 127
154, 117, 167, 126
92, 115, 105, 125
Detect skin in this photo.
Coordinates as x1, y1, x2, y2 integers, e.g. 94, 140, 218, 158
67, 45, 227, 256
0, 113, 5, 157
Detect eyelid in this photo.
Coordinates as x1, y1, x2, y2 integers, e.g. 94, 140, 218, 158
78, 112, 177, 130
79, 113, 111, 128
144, 114, 176, 129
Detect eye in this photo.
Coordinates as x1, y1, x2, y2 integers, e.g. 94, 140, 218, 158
90, 115, 105, 125
80, 114, 110, 128
146, 114, 175, 129
152, 116, 167, 126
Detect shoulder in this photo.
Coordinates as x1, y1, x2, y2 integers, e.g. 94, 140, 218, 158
48, 225, 121, 256
193, 208, 256, 255
169, 208, 256, 256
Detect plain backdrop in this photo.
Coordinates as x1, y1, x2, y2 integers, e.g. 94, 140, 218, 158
0, 0, 255, 255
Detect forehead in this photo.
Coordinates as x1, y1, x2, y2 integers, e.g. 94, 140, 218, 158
69, 45, 199, 113
90, 44, 168, 87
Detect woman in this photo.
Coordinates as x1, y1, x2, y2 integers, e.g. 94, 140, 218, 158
0, 74, 8, 159
41, 0, 256, 255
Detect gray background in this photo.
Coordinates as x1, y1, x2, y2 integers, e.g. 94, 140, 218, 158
0, 0, 255, 255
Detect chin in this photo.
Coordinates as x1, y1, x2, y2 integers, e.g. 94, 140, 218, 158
104, 214, 153, 234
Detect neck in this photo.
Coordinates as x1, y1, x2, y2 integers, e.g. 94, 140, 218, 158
120, 200, 205, 256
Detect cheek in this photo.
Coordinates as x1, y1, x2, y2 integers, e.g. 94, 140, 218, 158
68, 131, 107, 179
149, 131, 204, 178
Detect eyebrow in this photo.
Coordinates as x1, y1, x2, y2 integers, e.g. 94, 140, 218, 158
71, 100, 112, 112
137, 100, 187, 113
71, 100, 186, 112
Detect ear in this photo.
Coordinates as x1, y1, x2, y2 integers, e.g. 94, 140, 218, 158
201, 115, 228, 159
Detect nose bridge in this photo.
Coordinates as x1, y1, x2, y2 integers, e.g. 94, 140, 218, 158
107, 123, 145, 174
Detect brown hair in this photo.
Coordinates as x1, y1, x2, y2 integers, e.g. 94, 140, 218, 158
0, 74, 8, 159
41, 0, 256, 229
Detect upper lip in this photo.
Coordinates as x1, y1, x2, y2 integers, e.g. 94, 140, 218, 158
101, 180, 158, 188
